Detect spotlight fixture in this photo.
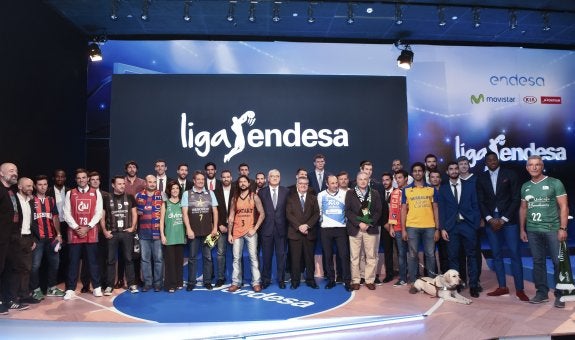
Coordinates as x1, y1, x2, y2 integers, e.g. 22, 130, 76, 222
272, 1, 281, 22
183, 1, 192, 22
248, 1, 257, 23
88, 43, 102, 62
141, 0, 150, 21
307, 2, 315, 23
110, 0, 119, 20
509, 9, 517, 30
347, 2, 354, 25
438, 6, 446, 26
472, 7, 480, 28
395, 41, 413, 70
226, 1, 236, 22
542, 12, 551, 31
394, 3, 403, 25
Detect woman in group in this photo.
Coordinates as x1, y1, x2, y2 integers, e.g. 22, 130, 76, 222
160, 181, 186, 293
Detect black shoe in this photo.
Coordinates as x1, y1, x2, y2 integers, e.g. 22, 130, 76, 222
374, 276, 382, 285
215, 279, 225, 288
186, 284, 195, 291
114, 280, 125, 289
383, 275, 394, 283
470, 287, 480, 298
306, 281, 319, 289
203, 283, 213, 290
154, 286, 161, 292
278, 281, 286, 289
0, 303, 8, 315
19, 296, 41, 304
262, 282, 270, 290
344, 283, 353, 292
335, 276, 343, 283
8, 301, 29, 311
360, 278, 366, 285
477, 284, 483, 292
325, 281, 337, 289
290, 281, 300, 290
80, 286, 90, 294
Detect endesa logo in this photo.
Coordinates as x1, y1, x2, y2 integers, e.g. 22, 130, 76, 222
489, 75, 545, 87
541, 96, 562, 104
523, 96, 537, 104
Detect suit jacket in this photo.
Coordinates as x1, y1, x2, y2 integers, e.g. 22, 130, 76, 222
437, 181, 480, 232
308, 170, 328, 195
257, 185, 289, 237
286, 191, 320, 241
214, 185, 235, 228
345, 187, 382, 236
476, 167, 520, 224
205, 178, 222, 192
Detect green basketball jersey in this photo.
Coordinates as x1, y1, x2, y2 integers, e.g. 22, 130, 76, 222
521, 176, 566, 232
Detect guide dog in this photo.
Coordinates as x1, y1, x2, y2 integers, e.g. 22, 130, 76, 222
409, 269, 472, 305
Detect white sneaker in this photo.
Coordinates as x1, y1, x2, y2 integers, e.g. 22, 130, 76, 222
63, 290, 76, 300
104, 287, 113, 296
129, 285, 139, 294
93, 287, 103, 297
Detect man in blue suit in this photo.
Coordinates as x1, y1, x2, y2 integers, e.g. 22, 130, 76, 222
257, 169, 289, 289
437, 161, 481, 298
308, 154, 327, 195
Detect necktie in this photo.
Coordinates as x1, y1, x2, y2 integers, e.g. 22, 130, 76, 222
272, 188, 277, 209
300, 195, 305, 211
452, 183, 459, 203
385, 191, 391, 202
209, 180, 214, 191
318, 173, 323, 187
159, 178, 164, 192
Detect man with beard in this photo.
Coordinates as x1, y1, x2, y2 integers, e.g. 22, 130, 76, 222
204, 162, 221, 192
124, 161, 146, 197
255, 172, 266, 194
176, 163, 193, 197
424, 154, 439, 185
213, 169, 234, 287
227, 176, 265, 292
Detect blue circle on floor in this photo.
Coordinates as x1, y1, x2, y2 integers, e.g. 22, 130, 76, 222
113, 281, 352, 323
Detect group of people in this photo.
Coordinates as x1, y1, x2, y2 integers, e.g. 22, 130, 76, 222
0, 151, 568, 315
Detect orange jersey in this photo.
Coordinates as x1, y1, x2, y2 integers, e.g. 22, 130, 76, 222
232, 194, 256, 239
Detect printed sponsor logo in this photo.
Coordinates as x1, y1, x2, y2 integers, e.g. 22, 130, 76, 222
523, 96, 537, 104
541, 96, 562, 104
77, 199, 91, 212
489, 75, 545, 87
470, 94, 516, 104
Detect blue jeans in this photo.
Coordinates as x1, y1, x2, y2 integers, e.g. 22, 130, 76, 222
232, 233, 261, 286
188, 236, 213, 285
393, 231, 408, 282
30, 238, 60, 290
485, 223, 524, 290
527, 230, 560, 298
406, 227, 437, 283
140, 239, 163, 288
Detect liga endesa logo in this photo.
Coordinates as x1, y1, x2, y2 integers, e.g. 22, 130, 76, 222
540, 96, 562, 104
180, 111, 350, 163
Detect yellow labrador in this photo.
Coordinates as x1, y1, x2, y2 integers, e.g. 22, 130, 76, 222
409, 269, 472, 305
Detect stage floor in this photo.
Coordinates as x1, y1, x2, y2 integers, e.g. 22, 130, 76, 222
1, 259, 574, 340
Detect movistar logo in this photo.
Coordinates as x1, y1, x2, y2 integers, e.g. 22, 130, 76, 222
470, 94, 484, 104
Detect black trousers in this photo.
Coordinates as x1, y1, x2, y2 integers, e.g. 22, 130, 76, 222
106, 231, 136, 287
289, 238, 315, 283
321, 227, 350, 283
163, 244, 184, 290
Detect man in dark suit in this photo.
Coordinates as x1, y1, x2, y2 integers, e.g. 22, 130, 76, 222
437, 161, 481, 298
286, 176, 320, 289
257, 169, 289, 289
213, 169, 235, 287
308, 154, 327, 195
176, 163, 193, 198
476, 151, 527, 301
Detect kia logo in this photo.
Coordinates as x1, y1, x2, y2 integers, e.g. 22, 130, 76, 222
523, 96, 537, 104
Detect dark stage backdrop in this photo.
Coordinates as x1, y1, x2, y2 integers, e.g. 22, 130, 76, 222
109, 74, 407, 184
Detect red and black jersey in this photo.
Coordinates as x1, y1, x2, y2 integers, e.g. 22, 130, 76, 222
31, 195, 59, 240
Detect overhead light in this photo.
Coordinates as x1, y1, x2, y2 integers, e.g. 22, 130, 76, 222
472, 7, 480, 28
395, 41, 413, 70
307, 2, 315, 23
88, 42, 102, 62
509, 9, 517, 30
438, 6, 446, 26
183, 1, 191, 22
272, 2, 281, 22
110, 0, 119, 20
226, 1, 236, 22
395, 3, 403, 25
141, 0, 150, 21
248, 1, 257, 23
347, 2, 354, 24
542, 12, 551, 31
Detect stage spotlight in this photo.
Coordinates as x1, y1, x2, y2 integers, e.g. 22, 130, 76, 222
395, 42, 413, 70
227, 1, 236, 22
88, 43, 102, 62
248, 1, 256, 23
509, 9, 517, 30
438, 6, 446, 26
110, 0, 119, 20
472, 7, 480, 28
395, 3, 403, 25
542, 12, 551, 31
141, 0, 150, 21
347, 2, 354, 24
307, 2, 315, 23
272, 2, 281, 22
183, 1, 191, 22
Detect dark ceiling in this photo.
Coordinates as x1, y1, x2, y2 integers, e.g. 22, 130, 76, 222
44, 0, 575, 49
